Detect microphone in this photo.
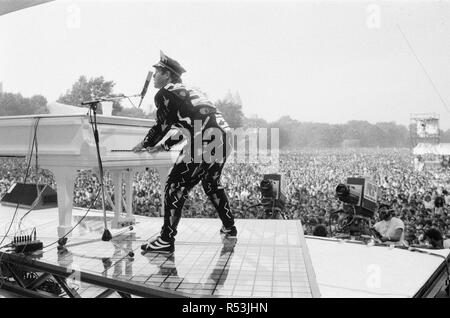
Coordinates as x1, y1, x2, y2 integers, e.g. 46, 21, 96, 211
81, 99, 104, 106
138, 71, 153, 108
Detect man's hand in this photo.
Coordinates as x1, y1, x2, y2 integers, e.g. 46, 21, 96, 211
146, 144, 164, 153
132, 141, 145, 153
371, 228, 382, 239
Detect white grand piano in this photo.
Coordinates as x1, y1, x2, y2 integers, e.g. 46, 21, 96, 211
0, 114, 183, 238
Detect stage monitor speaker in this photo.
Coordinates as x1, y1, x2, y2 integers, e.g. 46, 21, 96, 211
0, 183, 57, 210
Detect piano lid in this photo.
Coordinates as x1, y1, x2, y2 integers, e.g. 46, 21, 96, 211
0, 114, 160, 159
0, 114, 156, 128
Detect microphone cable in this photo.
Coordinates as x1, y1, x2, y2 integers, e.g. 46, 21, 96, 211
0, 117, 41, 281
43, 188, 101, 250
17, 117, 46, 232
0, 118, 40, 248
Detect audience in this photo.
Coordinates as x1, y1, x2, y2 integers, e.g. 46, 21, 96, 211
1, 148, 449, 246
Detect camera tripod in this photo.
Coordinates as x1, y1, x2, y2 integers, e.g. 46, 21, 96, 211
333, 213, 373, 238
247, 201, 287, 219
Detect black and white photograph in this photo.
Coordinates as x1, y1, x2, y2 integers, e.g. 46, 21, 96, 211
0, 0, 449, 301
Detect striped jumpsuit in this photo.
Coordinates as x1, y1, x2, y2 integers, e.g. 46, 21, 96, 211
142, 83, 235, 242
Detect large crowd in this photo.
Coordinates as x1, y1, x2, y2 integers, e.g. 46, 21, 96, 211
1, 148, 449, 246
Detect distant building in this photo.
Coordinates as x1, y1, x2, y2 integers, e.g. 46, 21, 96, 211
0, 82, 3, 94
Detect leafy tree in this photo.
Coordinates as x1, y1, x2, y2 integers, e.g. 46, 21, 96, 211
257, 117, 411, 149
29, 95, 48, 113
309, 123, 344, 147
272, 116, 298, 148
0, 92, 48, 116
375, 122, 409, 147
57, 76, 124, 115
216, 99, 244, 128
441, 129, 450, 143
243, 115, 269, 128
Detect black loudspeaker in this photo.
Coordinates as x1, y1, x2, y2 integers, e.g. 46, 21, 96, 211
0, 183, 57, 210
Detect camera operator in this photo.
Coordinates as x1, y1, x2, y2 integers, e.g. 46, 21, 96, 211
372, 204, 407, 246
312, 224, 328, 237
259, 179, 285, 219
422, 228, 450, 249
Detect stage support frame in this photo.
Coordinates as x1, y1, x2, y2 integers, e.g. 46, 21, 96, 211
0, 251, 196, 298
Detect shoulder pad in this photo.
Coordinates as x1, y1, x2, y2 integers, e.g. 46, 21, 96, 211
198, 106, 216, 115
165, 83, 189, 99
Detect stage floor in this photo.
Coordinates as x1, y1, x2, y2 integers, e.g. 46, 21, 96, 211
0, 205, 319, 298
2, 205, 448, 298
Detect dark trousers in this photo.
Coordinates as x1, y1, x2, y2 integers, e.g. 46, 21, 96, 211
160, 157, 234, 242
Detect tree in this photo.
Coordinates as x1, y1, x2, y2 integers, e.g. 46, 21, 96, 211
57, 76, 124, 115
441, 129, 450, 143
0, 92, 48, 116
215, 91, 244, 128
308, 123, 344, 147
272, 116, 299, 148
29, 95, 48, 114
375, 122, 409, 147
243, 115, 269, 128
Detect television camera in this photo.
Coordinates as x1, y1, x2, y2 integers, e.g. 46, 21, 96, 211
259, 174, 286, 219
332, 177, 380, 238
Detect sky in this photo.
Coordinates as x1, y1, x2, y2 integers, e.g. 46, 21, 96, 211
1, 0, 450, 128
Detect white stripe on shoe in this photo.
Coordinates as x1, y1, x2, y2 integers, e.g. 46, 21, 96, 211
152, 241, 169, 248
147, 237, 171, 249
142, 236, 174, 253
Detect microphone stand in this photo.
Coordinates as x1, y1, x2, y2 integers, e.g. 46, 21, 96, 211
82, 100, 111, 241
77, 70, 150, 243
82, 94, 141, 106
79, 71, 150, 237
80, 91, 145, 239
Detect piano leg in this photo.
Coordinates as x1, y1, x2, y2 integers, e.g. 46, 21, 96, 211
111, 169, 135, 228
111, 170, 123, 228
125, 169, 135, 220
52, 167, 78, 239
156, 167, 169, 217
